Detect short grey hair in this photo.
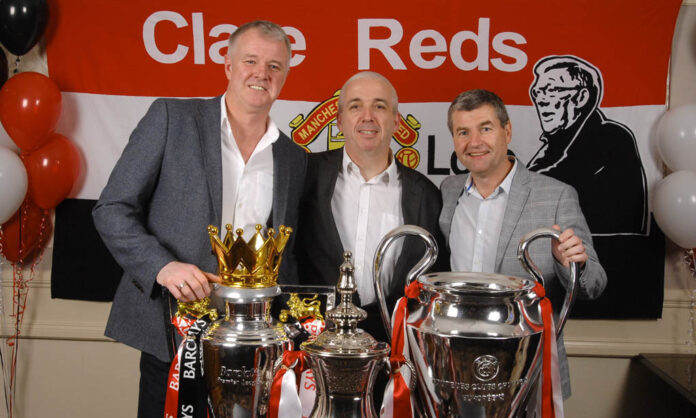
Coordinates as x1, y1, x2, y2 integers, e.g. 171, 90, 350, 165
227, 20, 291, 67
447, 89, 509, 134
337, 71, 399, 115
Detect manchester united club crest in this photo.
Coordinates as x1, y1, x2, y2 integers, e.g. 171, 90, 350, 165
289, 90, 423, 169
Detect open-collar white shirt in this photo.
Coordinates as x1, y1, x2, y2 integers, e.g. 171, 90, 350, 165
331, 149, 403, 304
220, 95, 278, 239
450, 159, 517, 273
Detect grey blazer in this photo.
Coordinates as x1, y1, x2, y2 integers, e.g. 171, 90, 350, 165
439, 160, 607, 398
93, 97, 306, 363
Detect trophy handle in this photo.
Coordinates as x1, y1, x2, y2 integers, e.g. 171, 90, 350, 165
383, 356, 417, 390
373, 225, 439, 343
517, 227, 578, 336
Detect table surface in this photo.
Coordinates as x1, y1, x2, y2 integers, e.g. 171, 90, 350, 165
636, 353, 696, 406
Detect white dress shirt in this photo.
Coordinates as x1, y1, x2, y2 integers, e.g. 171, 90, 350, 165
450, 160, 517, 272
331, 149, 403, 304
220, 95, 278, 239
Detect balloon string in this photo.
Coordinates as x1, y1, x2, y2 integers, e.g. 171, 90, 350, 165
13, 57, 19, 75
0, 227, 10, 417
5, 207, 47, 418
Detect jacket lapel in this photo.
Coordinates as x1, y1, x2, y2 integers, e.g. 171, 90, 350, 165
196, 97, 223, 227
399, 163, 422, 225
495, 161, 531, 270
392, 164, 423, 296
320, 150, 344, 261
271, 134, 292, 228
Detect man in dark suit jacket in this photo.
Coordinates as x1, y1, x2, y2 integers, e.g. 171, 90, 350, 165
295, 72, 447, 343
92, 21, 305, 417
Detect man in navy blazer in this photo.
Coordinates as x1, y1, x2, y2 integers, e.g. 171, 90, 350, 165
439, 89, 607, 403
93, 21, 306, 417
295, 72, 447, 343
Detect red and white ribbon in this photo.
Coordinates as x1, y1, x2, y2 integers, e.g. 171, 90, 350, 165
532, 282, 564, 418
380, 280, 422, 418
268, 351, 308, 418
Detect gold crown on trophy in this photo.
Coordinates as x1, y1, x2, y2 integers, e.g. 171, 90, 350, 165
208, 224, 292, 288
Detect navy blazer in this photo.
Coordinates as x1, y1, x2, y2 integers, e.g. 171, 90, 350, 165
294, 149, 448, 342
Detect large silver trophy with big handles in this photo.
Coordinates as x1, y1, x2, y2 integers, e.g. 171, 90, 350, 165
374, 225, 578, 417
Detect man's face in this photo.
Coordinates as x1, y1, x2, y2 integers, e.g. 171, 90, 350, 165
530, 67, 584, 134
337, 76, 400, 159
224, 29, 289, 114
451, 104, 511, 179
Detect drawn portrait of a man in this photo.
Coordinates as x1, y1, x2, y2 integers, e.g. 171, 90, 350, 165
527, 55, 648, 235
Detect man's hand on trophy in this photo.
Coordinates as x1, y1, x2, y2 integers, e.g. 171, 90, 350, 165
156, 261, 221, 302
551, 224, 588, 268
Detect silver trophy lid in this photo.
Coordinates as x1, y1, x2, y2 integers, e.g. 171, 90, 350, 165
302, 252, 389, 358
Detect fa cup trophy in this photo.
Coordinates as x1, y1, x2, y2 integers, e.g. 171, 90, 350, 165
302, 252, 393, 417
201, 224, 293, 417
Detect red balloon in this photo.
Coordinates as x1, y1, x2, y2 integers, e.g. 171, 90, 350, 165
0, 199, 48, 263
23, 133, 82, 209
0, 72, 61, 152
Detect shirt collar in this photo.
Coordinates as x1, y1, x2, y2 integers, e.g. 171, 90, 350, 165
341, 148, 399, 185
220, 94, 280, 149
464, 157, 517, 198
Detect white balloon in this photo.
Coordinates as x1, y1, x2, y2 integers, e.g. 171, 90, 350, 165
656, 104, 696, 172
652, 170, 696, 249
0, 146, 28, 224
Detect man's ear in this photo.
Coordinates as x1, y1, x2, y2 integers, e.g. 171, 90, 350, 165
574, 88, 590, 109
223, 54, 233, 81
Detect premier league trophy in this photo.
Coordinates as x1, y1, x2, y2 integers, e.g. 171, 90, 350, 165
374, 226, 578, 417
201, 224, 294, 417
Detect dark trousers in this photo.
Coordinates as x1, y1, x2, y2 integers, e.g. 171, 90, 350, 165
138, 351, 171, 418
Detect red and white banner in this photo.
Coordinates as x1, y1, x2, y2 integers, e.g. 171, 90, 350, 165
44, 0, 681, 318
44, 0, 680, 194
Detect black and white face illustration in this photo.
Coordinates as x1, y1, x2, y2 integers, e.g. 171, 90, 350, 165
530, 66, 590, 134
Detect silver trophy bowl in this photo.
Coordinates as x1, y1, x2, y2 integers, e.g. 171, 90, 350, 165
202, 285, 292, 418
374, 226, 577, 417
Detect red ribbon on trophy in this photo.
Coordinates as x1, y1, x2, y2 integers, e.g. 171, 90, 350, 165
381, 280, 422, 418
268, 350, 308, 418
532, 282, 564, 418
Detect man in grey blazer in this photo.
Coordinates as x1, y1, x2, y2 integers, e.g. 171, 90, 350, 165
439, 89, 607, 403
93, 21, 306, 417
295, 72, 447, 343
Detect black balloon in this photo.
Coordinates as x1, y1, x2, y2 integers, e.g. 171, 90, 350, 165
0, 0, 48, 56
0, 47, 7, 88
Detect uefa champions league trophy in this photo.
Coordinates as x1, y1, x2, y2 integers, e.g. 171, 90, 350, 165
373, 225, 578, 417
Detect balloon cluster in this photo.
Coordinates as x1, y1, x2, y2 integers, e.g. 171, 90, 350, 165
653, 104, 696, 249
0, 72, 81, 263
